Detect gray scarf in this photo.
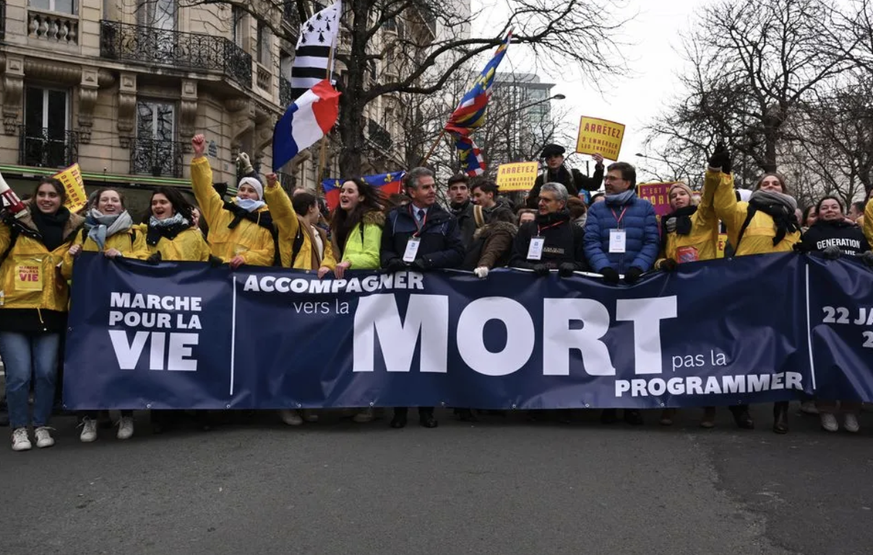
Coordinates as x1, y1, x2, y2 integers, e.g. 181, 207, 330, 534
748, 189, 799, 246
605, 189, 635, 206
85, 209, 133, 251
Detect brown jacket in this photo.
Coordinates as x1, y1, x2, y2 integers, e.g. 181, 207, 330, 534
463, 220, 518, 270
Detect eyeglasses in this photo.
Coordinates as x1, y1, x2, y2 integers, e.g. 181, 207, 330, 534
603, 176, 625, 183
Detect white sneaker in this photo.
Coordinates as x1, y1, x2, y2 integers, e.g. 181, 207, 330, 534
352, 408, 375, 423
34, 427, 55, 448
844, 413, 860, 433
11, 427, 31, 451
79, 417, 98, 443
800, 400, 819, 415
116, 416, 135, 440
279, 409, 303, 426
820, 413, 839, 432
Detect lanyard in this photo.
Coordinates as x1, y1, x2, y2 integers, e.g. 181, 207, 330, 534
409, 205, 428, 237
537, 220, 565, 236
610, 207, 628, 229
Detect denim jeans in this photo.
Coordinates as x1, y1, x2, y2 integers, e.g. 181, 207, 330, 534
0, 331, 60, 429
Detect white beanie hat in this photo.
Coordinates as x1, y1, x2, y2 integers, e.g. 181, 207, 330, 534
238, 176, 264, 200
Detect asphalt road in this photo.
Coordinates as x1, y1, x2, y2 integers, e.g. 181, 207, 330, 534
1, 404, 871, 555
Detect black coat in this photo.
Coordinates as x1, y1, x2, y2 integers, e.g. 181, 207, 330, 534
511, 210, 588, 270
450, 200, 477, 250
800, 219, 870, 256
381, 203, 465, 269
526, 164, 604, 208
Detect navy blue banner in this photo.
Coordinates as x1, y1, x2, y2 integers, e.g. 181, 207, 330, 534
64, 251, 863, 410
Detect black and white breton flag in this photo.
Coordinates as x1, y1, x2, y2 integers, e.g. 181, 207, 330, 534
289, 1, 342, 102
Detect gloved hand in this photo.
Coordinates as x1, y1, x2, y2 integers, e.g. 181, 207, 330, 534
600, 267, 620, 284
208, 255, 224, 268
473, 266, 489, 279
385, 258, 406, 273
658, 259, 678, 272
558, 262, 576, 277
411, 258, 429, 272
862, 251, 873, 268
146, 252, 162, 265
532, 264, 550, 277
238, 152, 254, 175
664, 217, 677, 234
822, 245, 841, 260
624, 266, 644, 284
708, 142, 732, 174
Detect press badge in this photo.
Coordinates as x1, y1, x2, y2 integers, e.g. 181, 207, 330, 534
609, 229, 627, 253
527, 237, 545, 260
403, 237, 421, 263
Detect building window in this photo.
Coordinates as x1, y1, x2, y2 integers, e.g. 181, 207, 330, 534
257, 20, 270, 65
232, 6, 245, 48
22, 86, 71, 168
137, 0, 177, 30
29, 0, 77, 15
133, 100, 178, 176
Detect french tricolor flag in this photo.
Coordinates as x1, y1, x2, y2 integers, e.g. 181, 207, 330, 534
272, 79, 340, 171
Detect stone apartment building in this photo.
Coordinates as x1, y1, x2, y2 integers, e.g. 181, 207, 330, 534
0, 0, 428, 218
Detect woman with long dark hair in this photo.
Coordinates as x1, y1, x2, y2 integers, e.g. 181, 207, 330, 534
329, 178, 386, 423
0, 177, 83, 451
144, 187, 211, 263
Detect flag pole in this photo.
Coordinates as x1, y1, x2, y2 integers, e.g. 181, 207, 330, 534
316, 43, 337, 194
420, 129, 447, 166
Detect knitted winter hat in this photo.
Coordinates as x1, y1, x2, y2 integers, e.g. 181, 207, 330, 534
238, 177, 264, 200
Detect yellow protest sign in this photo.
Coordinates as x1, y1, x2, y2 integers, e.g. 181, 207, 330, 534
575, 116, 625, 161
52, 163, 88, 213
496, 161, 539, 192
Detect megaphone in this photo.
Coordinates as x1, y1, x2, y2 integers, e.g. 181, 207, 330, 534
0, 171, 27, 219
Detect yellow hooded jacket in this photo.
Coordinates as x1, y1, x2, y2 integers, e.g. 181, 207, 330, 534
334, 211, 385, 270
264, 182, 336, 270
711, 171, 799, 255
145, 227, 212, 262
0, 205, 83, 313
862, 198, 873, 247
190, 156, 275, 266
60, 222, 148, 280
657, 177, 719, 266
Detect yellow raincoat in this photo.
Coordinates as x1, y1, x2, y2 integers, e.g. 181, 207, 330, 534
190, 156, 275, 266
656, 176, 719, 267
60, 223, 148, 280
145, 227, 211, 262
712, 171, 799, 255
0, 206, 83, 312
264, 182, 336, 270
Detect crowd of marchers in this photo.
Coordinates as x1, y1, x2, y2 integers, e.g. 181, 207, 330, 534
2, 135, 871, 452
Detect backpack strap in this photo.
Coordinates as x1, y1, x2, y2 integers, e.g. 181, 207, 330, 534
473, 205, 485, 228
734, 204, 758, 253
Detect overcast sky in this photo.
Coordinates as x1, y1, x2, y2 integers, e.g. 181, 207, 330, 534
472, 0, 713, 178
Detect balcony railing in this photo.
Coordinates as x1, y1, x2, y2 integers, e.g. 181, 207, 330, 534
28, 9, 78, 45
367, 118, 393, 152
19, 126, 79, 169
130, 137, 184, 178
100, 20, 252, 90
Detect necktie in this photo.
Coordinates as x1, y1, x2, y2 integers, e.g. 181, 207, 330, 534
418, 209, 425, 222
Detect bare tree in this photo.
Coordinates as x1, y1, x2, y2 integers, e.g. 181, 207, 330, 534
645, 0, 849, 188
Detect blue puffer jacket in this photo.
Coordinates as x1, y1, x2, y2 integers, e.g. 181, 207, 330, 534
584, 193, 660, 273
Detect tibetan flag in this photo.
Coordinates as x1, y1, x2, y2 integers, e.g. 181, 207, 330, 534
454, 133, 485, 176
444, 31, 511, 135
322, 172, 406, 211
272, 79, 340, 171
